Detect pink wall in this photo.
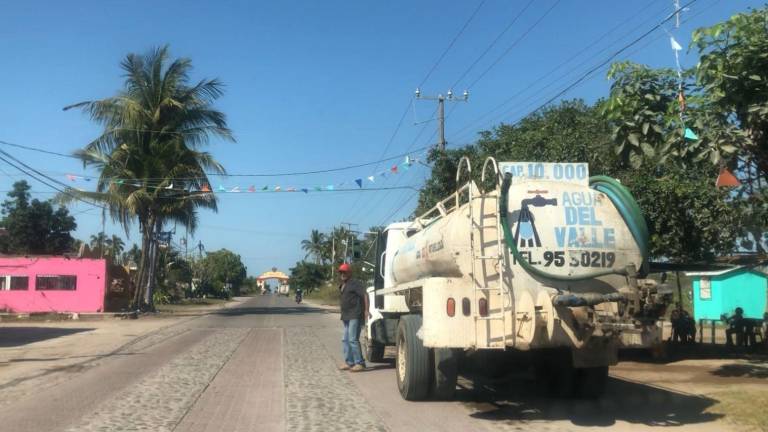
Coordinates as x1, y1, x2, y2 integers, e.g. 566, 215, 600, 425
0, 257, 107, 313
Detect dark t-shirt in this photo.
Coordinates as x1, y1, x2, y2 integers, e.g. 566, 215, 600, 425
340, 279, 366, 321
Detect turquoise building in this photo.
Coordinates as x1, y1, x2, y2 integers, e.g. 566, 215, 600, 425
686, 266, 768, 321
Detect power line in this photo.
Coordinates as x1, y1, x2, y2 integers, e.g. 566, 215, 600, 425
466, 0, 562, 89
451, 0, 536, 89
418, 0, 487, 88
524, 0, 700, 118
342, 1, 489, 224
0, 137, 431, 179
0, 139, 79, 159
0, 151, 106, 210
449, 0, 670, 141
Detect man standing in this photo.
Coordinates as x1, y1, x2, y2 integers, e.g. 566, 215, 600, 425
338, 263, 369, 372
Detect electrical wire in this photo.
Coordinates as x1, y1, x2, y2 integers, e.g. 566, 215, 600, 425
451, 0, 537, 90
418, 0, 487, 88
466, 0, 562, 89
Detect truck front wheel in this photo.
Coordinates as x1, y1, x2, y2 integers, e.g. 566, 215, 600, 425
396, 315, 430, 400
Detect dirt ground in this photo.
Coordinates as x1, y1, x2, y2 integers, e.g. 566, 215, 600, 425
611, 353, 768, 431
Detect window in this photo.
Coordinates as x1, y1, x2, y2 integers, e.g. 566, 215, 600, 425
699, 277, 711, 300
0, 276, 29, 291
36, 275, 77, 291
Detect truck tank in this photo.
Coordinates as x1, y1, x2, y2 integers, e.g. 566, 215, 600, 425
388, 158, 665, 352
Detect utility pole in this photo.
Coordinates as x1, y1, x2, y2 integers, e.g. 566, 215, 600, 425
331, 236, 336, 278
415, 88, 469, 152
340, 222, 359, 264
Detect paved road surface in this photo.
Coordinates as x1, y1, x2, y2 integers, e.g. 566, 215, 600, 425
0, 295, 732, 431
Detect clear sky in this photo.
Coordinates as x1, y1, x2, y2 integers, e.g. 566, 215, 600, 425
1, 0, 761, 275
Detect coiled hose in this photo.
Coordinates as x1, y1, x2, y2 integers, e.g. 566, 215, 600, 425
499, 173, 649, 281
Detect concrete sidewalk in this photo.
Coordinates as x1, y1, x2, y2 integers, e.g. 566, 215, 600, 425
0, 297, 247, 407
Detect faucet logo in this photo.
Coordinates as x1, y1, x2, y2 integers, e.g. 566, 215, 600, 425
512, 194, 557, 247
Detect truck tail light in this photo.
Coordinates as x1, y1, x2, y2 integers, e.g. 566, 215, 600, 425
479, 298, 488, 317
446, 298, 455, 317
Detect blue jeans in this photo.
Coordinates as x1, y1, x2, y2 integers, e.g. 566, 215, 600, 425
342, 319, 365, 366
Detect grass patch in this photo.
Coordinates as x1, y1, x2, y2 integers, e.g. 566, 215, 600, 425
707, 389, 768, 431
304, 282, 340, 306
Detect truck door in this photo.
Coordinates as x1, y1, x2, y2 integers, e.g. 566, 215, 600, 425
373, 230, 387, 309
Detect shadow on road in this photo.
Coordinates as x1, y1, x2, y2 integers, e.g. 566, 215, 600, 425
459, 374, 723, 428
214, 306, 330, 316
0, 327, 93, 348
711, 359, 768, 379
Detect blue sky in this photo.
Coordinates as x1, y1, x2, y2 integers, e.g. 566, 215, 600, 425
0, 0, 761, 275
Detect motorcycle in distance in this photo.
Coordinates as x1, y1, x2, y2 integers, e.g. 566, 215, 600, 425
294, 288, 303, 304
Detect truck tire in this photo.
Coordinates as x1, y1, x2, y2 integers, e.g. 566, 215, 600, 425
361, 332, 385, 363
430, 348, 458, 400
575, 366, 608, 399
396, 315, 430, 400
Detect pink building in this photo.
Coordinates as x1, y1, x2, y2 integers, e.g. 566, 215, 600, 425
0, 257, 107, 313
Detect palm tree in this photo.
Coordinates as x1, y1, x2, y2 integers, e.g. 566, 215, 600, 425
64, 46, 233, 310
89, 233, 108, 257
301, 229, 326, 264
109, 235, 125, 263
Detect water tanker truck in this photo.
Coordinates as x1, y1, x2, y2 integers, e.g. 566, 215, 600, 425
362, 157, 671, 400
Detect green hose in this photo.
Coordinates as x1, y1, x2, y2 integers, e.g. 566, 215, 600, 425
499, 173, 649, 281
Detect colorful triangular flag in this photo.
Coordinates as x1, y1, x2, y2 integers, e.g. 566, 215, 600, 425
301, 188, 308, 194
262, 185, 268, 191
66, 174, 76, 181
201, 184, 211, 192
274, 186, 281, 192
670, 36, 683, 51
314, 186, 322, 191
684, 127, 698, 140
326, 185, 334, 191
367, 176, 375, 183
218, 185, 226, 192
231, 186, 240, 193
715, 167, 741, 187
391, 165, 398, 173
247, 185, 256, 193
355, 178, 363, 188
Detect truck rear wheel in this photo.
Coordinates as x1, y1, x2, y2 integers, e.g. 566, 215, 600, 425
396, 315, 430, 400
361, 331, 385, 363
430, 348, 458, 400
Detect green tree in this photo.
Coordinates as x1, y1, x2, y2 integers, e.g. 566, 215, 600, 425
600, 7, 768, 253
289, 261, 328, 293
64, 45, 233, 310
122, 243, 141, 267
0, 181, 77, 255
109, 235, 126, 262
194, 249, 247, 297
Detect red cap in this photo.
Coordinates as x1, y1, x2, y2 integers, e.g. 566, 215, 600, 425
338, 263, 351, 273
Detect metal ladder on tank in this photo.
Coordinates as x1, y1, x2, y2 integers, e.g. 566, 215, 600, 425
457, 156, 511, 350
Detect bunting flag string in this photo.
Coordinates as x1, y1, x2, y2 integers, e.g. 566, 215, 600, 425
668, 2, 697, 141
63, 154, 422, 195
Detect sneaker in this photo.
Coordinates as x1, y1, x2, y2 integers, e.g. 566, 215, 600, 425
350, 364, 366, 372
339, 364, 351, 371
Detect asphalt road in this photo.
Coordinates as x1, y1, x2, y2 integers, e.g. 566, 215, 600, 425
0, 295, 734, 432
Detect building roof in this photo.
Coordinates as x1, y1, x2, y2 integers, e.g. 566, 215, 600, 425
686, 266, 768, 277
